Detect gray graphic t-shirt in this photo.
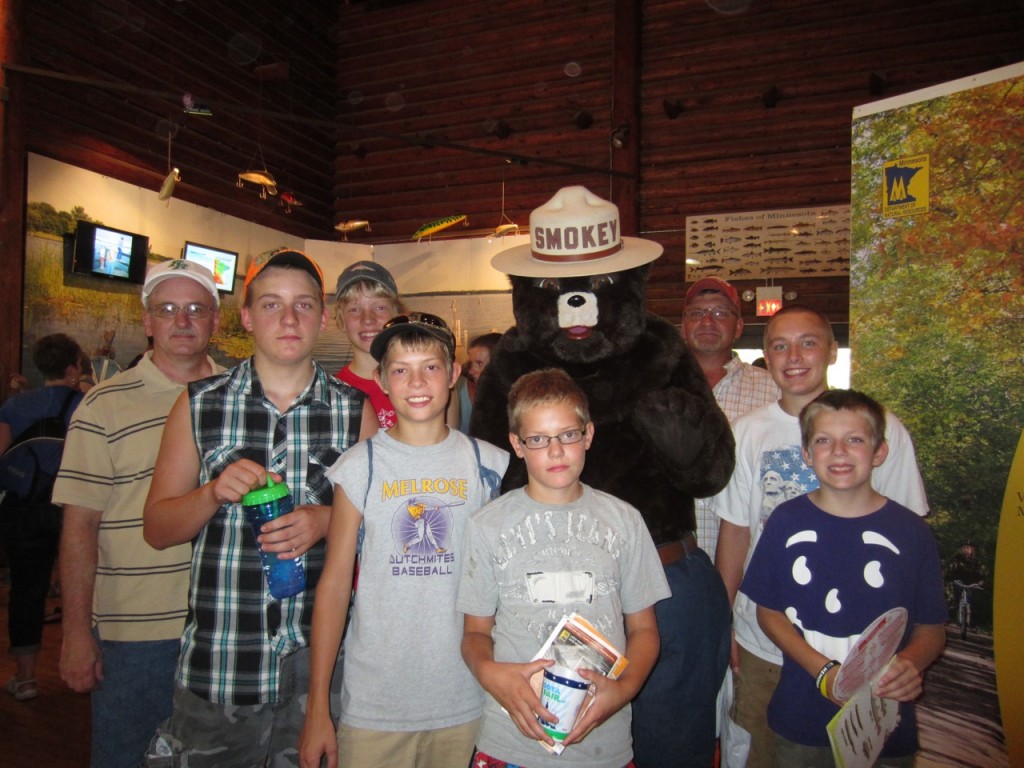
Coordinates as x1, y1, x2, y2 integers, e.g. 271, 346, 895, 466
327, 428, 508, 732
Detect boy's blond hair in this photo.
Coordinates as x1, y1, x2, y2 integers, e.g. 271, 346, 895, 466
378, 332, 454, 377
799, 389, 887, 451
507, 368, 590, 435
333, 279, 404, 321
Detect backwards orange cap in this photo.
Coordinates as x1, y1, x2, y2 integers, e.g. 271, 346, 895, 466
243, 248, 325, 302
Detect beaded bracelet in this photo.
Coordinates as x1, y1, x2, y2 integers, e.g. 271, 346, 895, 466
815, 660, 840, 698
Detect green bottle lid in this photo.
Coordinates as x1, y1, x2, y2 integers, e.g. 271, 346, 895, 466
241, 476, 290, 506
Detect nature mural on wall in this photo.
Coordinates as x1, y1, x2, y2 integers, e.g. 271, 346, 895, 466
851, 64, 1023, 766
24, 204, 255, 379
851, 67, 1023, 621
22, 154, 518, 388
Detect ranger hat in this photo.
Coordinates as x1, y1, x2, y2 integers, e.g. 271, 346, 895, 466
491, 185, 662, 278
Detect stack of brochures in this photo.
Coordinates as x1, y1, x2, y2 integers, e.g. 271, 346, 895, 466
528, 613, 629, 755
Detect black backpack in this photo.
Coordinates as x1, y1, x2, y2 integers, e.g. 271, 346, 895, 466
0, 388, 79, 506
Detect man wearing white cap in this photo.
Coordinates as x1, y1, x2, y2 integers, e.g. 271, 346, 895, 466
474, 186, 735, 767
53, 259, 223, 768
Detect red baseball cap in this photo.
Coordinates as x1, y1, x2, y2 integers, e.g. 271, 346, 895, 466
685, 277, 740, 311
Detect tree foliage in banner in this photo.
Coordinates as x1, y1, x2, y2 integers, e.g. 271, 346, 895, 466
850, 75, 1024, 626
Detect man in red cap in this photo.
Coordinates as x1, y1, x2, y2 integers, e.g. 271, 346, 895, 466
681, 277, 778, 562
682, 277, 779, 766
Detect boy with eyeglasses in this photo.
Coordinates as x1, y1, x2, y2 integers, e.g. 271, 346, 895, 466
457, 368, 670, 768
143, 249, 362, 767
299, 312, 508, 768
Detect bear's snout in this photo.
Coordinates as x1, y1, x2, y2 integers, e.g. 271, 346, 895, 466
557, 290, 599, 330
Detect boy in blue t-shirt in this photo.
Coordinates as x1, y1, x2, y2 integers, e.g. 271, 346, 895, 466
741, 389, 946, 766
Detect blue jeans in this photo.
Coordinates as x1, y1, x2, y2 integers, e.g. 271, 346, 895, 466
92, 636, 180, 768
631, 547, 731, 768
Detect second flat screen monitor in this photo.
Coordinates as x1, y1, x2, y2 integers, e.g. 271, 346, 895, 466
182, 241, 238, 295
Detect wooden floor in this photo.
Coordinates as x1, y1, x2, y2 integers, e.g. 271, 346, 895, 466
0, 574, 91, 767
1, 572, 1009, 768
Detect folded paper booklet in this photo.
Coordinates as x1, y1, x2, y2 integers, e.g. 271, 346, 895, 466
827, 607, 908, 768
529, 612, 628, 755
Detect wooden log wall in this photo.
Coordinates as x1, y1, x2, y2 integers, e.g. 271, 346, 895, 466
332, 0, 626, 235
2, 0, 340, 394
640, 0, 1024, 337
331, 0, 1023, 340
1, 0, 1022, 392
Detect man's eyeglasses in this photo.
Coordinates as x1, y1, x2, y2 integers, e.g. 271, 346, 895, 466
684, 307, 736, 321
518, 428, 586, 450
148, 302, 214, 319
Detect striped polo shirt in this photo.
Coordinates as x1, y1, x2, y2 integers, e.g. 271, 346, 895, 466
53, 353, 223, 642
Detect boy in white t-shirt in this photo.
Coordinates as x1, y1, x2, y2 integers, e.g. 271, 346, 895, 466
299, 312, 509, 768
458, 368, 670, 768
712, 305, 928, 768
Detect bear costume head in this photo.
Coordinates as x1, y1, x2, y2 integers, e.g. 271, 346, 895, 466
470, 186, 735, 545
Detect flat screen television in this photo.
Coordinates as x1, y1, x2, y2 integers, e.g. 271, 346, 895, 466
182, 241, 239, 295
71, 221, 149, 284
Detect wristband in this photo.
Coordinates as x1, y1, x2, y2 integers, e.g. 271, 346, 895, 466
815, 660, 840, 698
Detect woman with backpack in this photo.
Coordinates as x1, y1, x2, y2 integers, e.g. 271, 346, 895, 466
0, 332, 86, 701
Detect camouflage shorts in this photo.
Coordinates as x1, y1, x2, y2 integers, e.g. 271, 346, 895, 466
145, 647, 343, 768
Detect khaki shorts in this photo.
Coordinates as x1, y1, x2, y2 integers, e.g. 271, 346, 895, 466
731, 646, 781, 768
776, 735, 916, 768
337, 718, 479, 768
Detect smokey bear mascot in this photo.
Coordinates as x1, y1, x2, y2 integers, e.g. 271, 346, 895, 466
470, 186, 735, 766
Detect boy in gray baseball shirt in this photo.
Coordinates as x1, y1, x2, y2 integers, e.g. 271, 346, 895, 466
300, 312, 508, 768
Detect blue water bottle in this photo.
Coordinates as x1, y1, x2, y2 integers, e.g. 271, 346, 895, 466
242, 477, 306, 599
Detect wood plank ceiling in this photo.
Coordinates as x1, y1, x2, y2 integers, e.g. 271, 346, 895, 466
17, 0, 340, 240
